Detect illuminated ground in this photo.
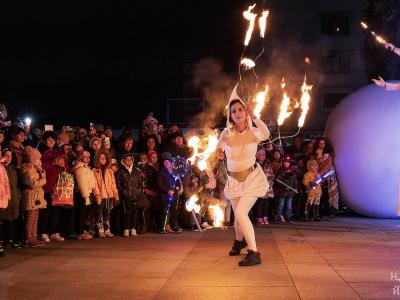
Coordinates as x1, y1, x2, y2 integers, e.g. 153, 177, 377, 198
1, 217, 400, 299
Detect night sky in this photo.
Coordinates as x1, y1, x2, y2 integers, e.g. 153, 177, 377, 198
0, 1, 249, 128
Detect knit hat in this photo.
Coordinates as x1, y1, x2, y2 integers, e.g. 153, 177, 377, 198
147, 150, 158, 158
23, 146, 42, 165
307, 159, 319, 171
143, 112, 158, 127
160, 152, 172, 162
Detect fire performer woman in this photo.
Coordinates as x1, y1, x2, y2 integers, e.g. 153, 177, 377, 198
216, 87, 270, 266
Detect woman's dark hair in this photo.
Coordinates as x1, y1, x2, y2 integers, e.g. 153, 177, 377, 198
313, 137, 333, 156
228, 99, 244, 123
144, 134, 159, 151
42, 130, 57, 142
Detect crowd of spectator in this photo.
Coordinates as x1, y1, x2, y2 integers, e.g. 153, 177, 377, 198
0, 112, 340, 257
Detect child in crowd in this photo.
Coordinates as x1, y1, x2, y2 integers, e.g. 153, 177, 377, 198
115, 153, 142, 237
72, 151, 101, 240
275, 154, 298, 223
303, 159, 322, 221
255, 148, 274, 225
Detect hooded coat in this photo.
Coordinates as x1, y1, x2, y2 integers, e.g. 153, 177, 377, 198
72, 161, 101, 205
19, 147, 47, 211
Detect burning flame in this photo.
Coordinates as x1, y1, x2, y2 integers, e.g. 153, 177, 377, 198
253, 84, 269, 118
277, 78, 293, 126
243, 4, 257, 46
360, 22, 386, 44
240, 58, 256, 70
188, 134, 219, 171
198, 134, 218, 171
372, 32, 386, 44
259, 10, 269, 38
188, 136, 200, 164
186, 195, 201, 213
298, 75, 313, 128
210, 205, 224, 228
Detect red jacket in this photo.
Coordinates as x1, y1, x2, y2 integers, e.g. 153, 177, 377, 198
41, 149, 70, 194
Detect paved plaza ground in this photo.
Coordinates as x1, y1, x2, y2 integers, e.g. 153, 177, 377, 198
1, 216, 400, 299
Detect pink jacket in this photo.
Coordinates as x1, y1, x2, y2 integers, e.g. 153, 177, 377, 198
92, 168, 119, 204
0, 164, 10, 209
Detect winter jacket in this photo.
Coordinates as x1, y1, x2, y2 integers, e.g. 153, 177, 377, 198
303, 171, 322, 197
275, 169, 298, 198
115, 165, 142, 202
0, 163, 10, 209
72, 161, 101, 205
19, 163, 47, 211
41, 149, 70, 194
93, 167, 119, 203
157, 167, 181, 203
0, 164, 22, 221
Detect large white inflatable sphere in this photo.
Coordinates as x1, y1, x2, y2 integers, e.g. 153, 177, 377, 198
325, 83, 400, 218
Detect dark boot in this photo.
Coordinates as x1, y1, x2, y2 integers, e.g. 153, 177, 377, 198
313, 205, 320, 221
238, 250, 261, 266
0, 245, 5, 257
327, 204, 335, 221
303, 204, 311, 221
229, 239, 247, 256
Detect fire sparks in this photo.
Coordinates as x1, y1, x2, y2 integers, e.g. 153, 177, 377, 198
210, 205, 224, 228
372, 32, 386, 44
277, 78, 293, 126
243, 4, 257, 46
186, 195, 201, 213
360, 22, 387, 45
240, 58, 256, 70
259, 10, 269, 38
361, 22, 367, 29
253, 84, 269, 118
298, 75, 313, 128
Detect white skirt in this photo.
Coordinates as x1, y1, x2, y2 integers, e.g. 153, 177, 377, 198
224, 163, 269, 200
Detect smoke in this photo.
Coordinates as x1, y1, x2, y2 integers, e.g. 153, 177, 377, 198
191, 58, 235, 130
191, 37, 330, 132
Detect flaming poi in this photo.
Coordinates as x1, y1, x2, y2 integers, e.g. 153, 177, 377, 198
259, 10, 269, 38
360, 21, 387, 45
210, 205, 225, 228
185, 195, 202, 232
188, 133, 219, 171
298, 75, 313, 128
240, 58, 256, 70
243, 4, 257, 46
277, 78, 293, 126
253, 84, 269, 118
